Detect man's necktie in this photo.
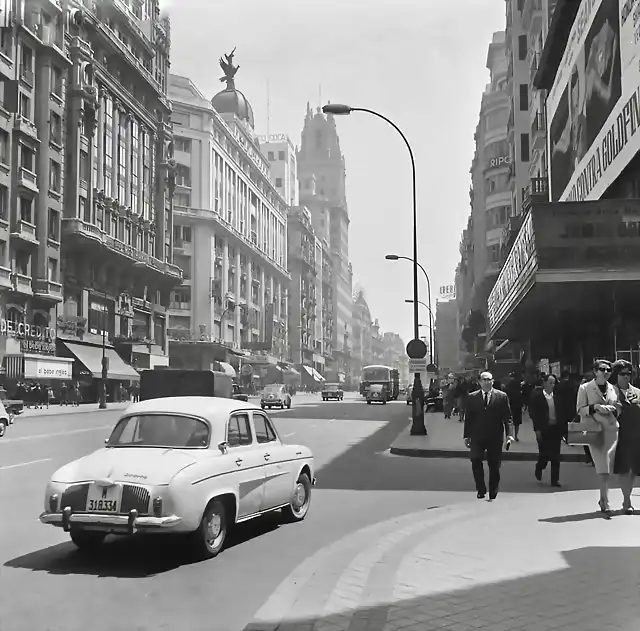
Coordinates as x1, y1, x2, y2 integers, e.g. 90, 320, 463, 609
484, 392, 489, 408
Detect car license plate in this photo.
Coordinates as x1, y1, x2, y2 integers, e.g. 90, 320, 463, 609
86, 484, 121, 513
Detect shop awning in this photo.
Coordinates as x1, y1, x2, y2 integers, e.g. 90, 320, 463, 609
218, 361, 236, 377
302, 365, 324, 382
284, 367, 300, 376
62, 342, 140, 381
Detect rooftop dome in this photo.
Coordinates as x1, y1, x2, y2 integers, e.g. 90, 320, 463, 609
211, 48, 254, 128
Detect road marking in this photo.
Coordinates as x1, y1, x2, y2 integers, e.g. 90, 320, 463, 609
0, 425, 112, 443
0, 458, 52, 471
283, 432, 296, 437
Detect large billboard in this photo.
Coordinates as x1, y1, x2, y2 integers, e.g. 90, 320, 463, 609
548, 0, 627, 202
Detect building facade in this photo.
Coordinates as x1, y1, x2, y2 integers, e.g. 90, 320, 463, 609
351, 288, 373, 386
297, 104, 352, 384
167, 68, 290, 378
258, 133, 298, 207
0, 0, 181, 399
435, 298, 460, 376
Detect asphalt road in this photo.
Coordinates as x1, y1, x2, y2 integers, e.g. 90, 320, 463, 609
0, 393, 599, 631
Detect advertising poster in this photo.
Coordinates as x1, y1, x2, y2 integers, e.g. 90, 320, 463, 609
548, 0, 630, 202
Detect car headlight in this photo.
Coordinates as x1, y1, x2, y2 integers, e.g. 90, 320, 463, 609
48, 492, 59, 513
153, 496, 163, 517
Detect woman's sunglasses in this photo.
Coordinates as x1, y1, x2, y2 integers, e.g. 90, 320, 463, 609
619, 372, 631, 377
597, 367, 611, 373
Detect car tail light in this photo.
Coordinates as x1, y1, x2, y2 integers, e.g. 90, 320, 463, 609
153, 496, 163, 517
48, 493, 59, 512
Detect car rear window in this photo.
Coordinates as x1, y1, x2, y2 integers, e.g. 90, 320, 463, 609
107, 414, 210, 448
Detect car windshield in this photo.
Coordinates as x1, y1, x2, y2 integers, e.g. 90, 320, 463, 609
263, 386, 282, 395
106, 414, 210, 448
370, 384, 384, 392
325, 384, 339, 391
363, 368, 390, 381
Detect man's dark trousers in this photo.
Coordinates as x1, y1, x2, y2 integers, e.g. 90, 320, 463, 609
470, 439, 503, 496
536, 425, 563, 484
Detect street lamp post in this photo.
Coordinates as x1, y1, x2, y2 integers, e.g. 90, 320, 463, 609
405, 299, 435, 364
387, 254, 433, 360
323, 103, 426, 435
99, 306, 108, 409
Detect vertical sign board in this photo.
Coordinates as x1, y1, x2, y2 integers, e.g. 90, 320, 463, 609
486, 212, 538, 335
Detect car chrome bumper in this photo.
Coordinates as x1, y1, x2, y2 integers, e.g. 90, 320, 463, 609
39, 509, 182, 534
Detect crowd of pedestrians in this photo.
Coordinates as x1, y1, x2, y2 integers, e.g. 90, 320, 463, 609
445, 362, 640, 515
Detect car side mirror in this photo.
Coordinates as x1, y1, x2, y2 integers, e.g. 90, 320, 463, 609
218, 441, 228, 454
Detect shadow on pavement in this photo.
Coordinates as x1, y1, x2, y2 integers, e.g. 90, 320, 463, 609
244, 546, 640, 630
4, 512, 283, 578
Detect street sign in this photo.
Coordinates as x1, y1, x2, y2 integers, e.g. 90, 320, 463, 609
426, 363, 437, 373
406, 338, 427, 359
409, 358, 428, 372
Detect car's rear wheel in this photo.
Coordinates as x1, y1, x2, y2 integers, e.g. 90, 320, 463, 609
282, 473, 312, 522
367, 400, 371, 404
0, 419, 7, 438
191, 499, 227, 560
70, 529, 106, 551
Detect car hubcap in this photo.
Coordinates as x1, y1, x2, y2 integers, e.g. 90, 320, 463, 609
293, 482, 307, 511
206, 513, 222, 544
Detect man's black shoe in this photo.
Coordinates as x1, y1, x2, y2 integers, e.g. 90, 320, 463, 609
551, 482, 562, 488
477, 492, 486, 499
489, 492, 498, 500
535, 467, 542, 481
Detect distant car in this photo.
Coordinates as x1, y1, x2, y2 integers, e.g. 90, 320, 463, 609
232, 384, 248, 402
261, 384, 291, 409
0, 388, 22, 420
398, 385, 406, 395
39, 397, 315, 559
322, 383, 343, 401
366, 383, 388, 405
406, 386, 412, 405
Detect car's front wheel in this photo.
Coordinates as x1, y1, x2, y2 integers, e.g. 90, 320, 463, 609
70, 529, 106, 551
191, 499, 228, 560
0, 419, 7, 437
282, 472, 312, 522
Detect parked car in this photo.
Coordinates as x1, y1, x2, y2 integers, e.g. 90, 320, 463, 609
366, 383, 388, 404
261, 384, 291, 409
232, 384, 249, 402
0, 396, 11, 437
322, 383, 343, 401
39, 397, 315, 559
0, 388, 22, 420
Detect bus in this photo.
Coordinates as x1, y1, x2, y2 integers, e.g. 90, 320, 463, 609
360, 365, 400, 400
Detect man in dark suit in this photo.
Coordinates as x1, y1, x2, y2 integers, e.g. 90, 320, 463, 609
464, 371, 514, 500
529, 373, 566, 487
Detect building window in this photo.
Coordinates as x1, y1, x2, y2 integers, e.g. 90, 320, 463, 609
174, 137, 191, 153
51, 65, 63, 97
275, 177, 283, 187
0, 129, 7, 164
0, 240, 5, 266
20, 145, 34, 171
19, 94, 31, 120
0, 28, 12, 58
176, 164, 191, 187
19, 197, 32, 223
50, 112, 62, 145
79, 150, 89, 183
49, 160, 61, 193
174, 192, 190, 207
14, 250, 29, 276
520, 133, 530, 162
0, 185, 7, 221
48, 258, 58, 282
20, 44, 33, 81
519, 84, 528, 111
278, 151, 285, 160
518, 35, 527, 61
267, 151, 275, 161
48, 208, 60, 241
79, 196, 90, 222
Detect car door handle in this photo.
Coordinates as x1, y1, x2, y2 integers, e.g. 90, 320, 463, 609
296, 451, 302, 456
264, 453, 271, 461
235, 458, 243, 466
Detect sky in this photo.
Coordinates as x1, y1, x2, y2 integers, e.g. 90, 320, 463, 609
163, 0, 506, 349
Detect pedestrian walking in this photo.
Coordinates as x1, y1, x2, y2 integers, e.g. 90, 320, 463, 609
530, 374, 566, 488
463, 371, 515, 501
576, 360, 620, 517
504, 372, 524, 442
442, 382, 454, 419
611, 360, 640, 515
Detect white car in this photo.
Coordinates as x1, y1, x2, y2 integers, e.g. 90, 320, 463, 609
39, 397, 315, 559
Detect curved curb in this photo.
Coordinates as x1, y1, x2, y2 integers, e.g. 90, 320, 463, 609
389, 446, 587, 462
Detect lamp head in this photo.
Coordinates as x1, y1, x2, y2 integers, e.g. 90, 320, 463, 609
385, 254, 399, 260
322, 103, 352, 115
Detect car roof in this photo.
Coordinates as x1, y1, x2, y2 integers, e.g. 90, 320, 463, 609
122, 396, 260, 424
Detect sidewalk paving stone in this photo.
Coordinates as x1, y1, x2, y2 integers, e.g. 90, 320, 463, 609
390, 412, 586, 461
246, 490, 640, 631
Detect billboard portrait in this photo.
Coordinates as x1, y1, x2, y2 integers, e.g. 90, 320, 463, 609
547, 0, 623, 202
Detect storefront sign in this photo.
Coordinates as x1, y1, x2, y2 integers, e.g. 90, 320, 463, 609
487, 212, 537, 333
1, 319, 55, 341
24, 357, 73, 380
489, 156, 510, 168
439, 284, 456, 301
20, 339, 56, 355
257, 133, 289, 144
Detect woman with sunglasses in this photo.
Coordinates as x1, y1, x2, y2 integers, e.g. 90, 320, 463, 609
576, 360, 621, 516
611, 360, 640, 515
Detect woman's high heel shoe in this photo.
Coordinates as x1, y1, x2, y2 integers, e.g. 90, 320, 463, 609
598, 499, 612, 517
622, 501, 635, 515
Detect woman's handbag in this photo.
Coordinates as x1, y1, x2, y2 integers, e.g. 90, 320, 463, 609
566, 418, 604, 447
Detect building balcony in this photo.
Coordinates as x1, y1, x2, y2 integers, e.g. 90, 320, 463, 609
10, 272, 32, 296
531, 112, 546, 151
13, 116, 39, 142
529, 52, 539, 83
522, 0, 542, 32
11, 219, 39, 246
18, 167, 38, 194
62, 218, 183, 286
0, 266, 11, 290
168, 301, 192, 314
522, 176, 549, 213
110, 0, 155, 50
32, 278, 63, 303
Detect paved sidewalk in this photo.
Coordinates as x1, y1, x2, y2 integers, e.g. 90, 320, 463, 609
246, 490, 640, 631
15, 402, 130, 418
390, 411, 586, 462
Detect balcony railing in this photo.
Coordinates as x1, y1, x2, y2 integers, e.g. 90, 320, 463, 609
0, 266, 11, 289
11, 219, 39, 245
11, 272, 32, 295
33, 279, 63, 302
18, 167, 38, 193
14, 116, 39, 140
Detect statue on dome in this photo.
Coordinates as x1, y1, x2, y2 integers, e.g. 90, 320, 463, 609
219, 48, 239, 88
